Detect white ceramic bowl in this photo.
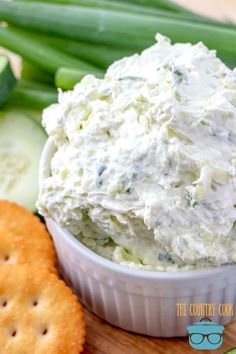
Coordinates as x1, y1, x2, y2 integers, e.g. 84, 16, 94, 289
39, 138, 236, 337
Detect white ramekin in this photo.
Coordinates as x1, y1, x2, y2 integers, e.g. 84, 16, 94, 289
39, 138, 236, 337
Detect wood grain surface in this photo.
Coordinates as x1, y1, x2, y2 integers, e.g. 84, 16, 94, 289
83, 309, 236, 354
81, 2, 236, 353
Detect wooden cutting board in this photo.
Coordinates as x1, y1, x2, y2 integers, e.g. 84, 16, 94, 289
82, 2, 236, 353
82, 309, 236, 354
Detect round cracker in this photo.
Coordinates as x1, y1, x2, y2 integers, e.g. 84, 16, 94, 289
0, 200, 56, 272
0, 265, 86, 354
0, 229, 55, 272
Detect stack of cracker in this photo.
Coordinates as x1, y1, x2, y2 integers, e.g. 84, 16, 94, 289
0, 200, 86, 354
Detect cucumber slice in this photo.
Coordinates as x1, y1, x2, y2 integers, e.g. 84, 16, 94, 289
224, 349, 236, 354
0, 110, 46, 211
0, 56, 16, 107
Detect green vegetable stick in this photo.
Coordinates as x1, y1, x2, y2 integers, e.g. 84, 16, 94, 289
5, 85, 57, 110
46, 38, 133, 69
18, 0, 205, 22
8, 26, 135, 69
0, 25, 102, 75
55, 67, 104, 90
0, 55, 17, 107
0, 1, 236, 65
21, 60, 54, 84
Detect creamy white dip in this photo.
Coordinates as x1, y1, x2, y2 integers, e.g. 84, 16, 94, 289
37, 34, 236, 271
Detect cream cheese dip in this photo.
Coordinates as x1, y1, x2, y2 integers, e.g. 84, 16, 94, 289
37, 34, 236, 271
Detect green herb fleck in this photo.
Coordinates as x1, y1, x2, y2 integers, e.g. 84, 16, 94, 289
96, 237, 111, 246
125, 187, 132, 194
173, 69, 184, 84
159, 251, 174, 263
163, 64, 171, 71
199, 118, 208, 126
96, 179, 103, 187
119, 76, 146, 82
186, 190, 198, 208
191, 200, 198, 208
175, 91, 181, 102
97, 165, 106, 177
